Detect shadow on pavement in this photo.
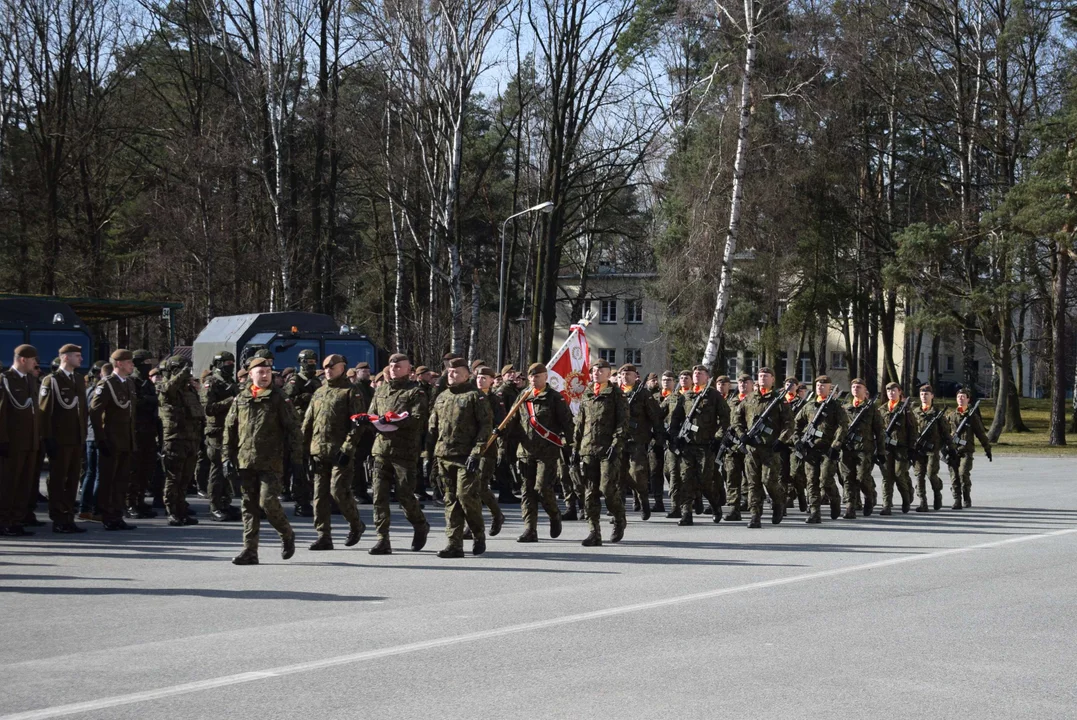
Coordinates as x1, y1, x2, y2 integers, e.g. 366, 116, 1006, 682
0, 586, 386, 601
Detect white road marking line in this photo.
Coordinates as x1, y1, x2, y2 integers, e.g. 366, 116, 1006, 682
4, 526, 1075, 720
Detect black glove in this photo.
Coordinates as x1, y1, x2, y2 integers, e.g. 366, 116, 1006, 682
673, 436, 688, 451
352, 414, 372, 427
43, 437, 58, 456
334, 450, 351, 468
491, 427, 501, 438
421, 458, 431, 479
828, 445, 841, 461
743, 434, 758, 448
985, 448, 993, 462
570, 450, 581, 466
874, 452, 886, 468
465, 455, 480, 474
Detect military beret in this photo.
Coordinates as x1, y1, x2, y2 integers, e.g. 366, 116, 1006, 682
442, 352, 457, 361
758, 366, 774, 375
388, 353, 409, 364
500, 364, 516, 375
850, 377, 866, 386
662, 371, 676, 379
476, 366, 495, 378
346, 368, 356, 378
91, 360, 107, 371
281, 367, 295, 377
110, 349, 133, 362
247, 357, 271, 370
254, 348, 275, 360
646, 372, 658, 381
956, 386, 973, 396
132, 349, 153, 361
414, 365, 429, 375
919, 384, 934, 393
814, 375, 832, 384
715, 375, 731, 384
527, 362, 547, 376
448, 358, 469, 370
470, 359, 485, 369
59, 343, 82, 354
355, 362, 370, 370
374, 371, 384, 382
618, 363, 638, 374
692, 364, 709, 374
885, 382, 901, 390
237, 368, 248, 379
678, 370, 691, 377
323, 353, 347, 367
592, 359, 611, 370
784, 377, 799, 386
13, 344, 38, 359
737, 373, 752, 382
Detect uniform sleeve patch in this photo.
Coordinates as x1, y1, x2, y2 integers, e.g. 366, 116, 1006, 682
40, 384, 49, 397
94, 387, 104, 396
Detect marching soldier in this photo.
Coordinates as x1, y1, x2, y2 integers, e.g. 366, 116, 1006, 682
735, 367, 791, 528
426, 358, 492, 557
0, 345, 41, 536
224, 357, 300, 565
945, 387, 992, 509
474, 366, 506, 536
283, 348, 319, 516
662, 371, 690, 518
39, 344, 88, 533
350, 361, 375, 503
793, 375, 848, 524
158, 356, 203, 526
649, 371, 677, 513
618, 363, 663, 520
515, 363, 570, 543
356, 353, 430, 555
879, 382, 915, 514
911, 384, 957, 512
202, 352, 241, 521
493, 365, 524, 504
129, 350, 162, 517
301, 354, 368, 550
838, 378, 886, 519
723, 374, 753, 519
673, 364, 728, 526
89, 350, 139, 531
572, 359, 628, 546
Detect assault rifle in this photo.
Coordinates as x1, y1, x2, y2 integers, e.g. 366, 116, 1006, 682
793, 387, 844, 461
737, 380, 797, 455
911, 407, 958, 468
884, 398, 910, 448
673, 379, 713, 454
790, 394, 809, 418
950, 399, 982, 450
714, 426, 738, 463
841, 395, 877, 451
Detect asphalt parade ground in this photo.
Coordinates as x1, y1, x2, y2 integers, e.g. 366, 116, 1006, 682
1, 456, 1075, 720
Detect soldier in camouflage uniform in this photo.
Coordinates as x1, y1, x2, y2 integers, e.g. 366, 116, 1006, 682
838, 378, 886, 519
357, 353, 431, 555
515, 363, 570, 543
225, 357, 300, 565
158, 356, 204, 526
910, 384, 957, 512
661, 371, 689, 518
673, 365, 728, 526
572, 359, 628, 546
282, 348, 319, 516
128, 350, 161, 518
647, 372, 671, 512
793, 375, 848, 524
944, 387, 992, 509
202, 351, 241, 521
879, 382, 915, 514
350, 362, 375, 503
617, 363, 663, 520
493, 365, 524, 504
723, 374, 753, 519
302, 354, 369, 550
735, 367, 792, 528
426, 358, 492, 557
475, 366, 506, 536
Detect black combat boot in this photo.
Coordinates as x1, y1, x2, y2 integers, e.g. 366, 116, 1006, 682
677, 513, 693, 527
345, 521, 365, 547
437, 545, 465, 558
797, 488, 808, 512
842, 506, 856, 520
232, 549, 259, 565
411, 521, 430, 551
281, 534, 296, 560
610, 523, 625, 543
933, 490, 943, 511
490, 514, 504, 537
562, 503, 579, 522
805, 511, 821, 524
368, 537, 392, 555
963, 489, 971, 507
472, 536, 486, 555
549, 512, 563, 539
665, 508, 682, 519
880, 504, 892, 516
747, 513, 762, 529
952, 496, 963, 509
294, 503, 313, 517
771, 500, 784, 525
829, 493, 841, 520
309, 535, 334, 551
915, 499, 929, 512
516, 529, 538, 543
724, 508, 742, 522
641, 500, 651, 521
581, 530, 602, 547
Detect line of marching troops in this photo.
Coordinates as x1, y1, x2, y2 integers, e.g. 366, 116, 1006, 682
0, 341, 993, 563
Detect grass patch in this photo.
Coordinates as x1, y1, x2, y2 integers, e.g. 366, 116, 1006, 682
970, 398, 1076, 456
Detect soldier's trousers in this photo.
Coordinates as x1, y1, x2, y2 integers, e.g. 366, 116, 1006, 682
744, 448, 787, 516
725, 452, 745, 508
439, 458, 485, 548
312, 456, 362, 538
479, 457, 503, 521
804, 455, 841, 515
283, 449, 312, 505
350, 450, 372, 499
129, 438, 159, 509
196, 441, 209, 493
372, 457, 428, 540
239, 470, 293, 552
46, 443, 82, 524
665, 449, 683, 509
649, 445, 664, 503
680, 446, 721, 515
0, 450, 37, 527
204, 439, 234, 512
949, 454, 974, 500
839, 450, 877, 508
621, 444, 651, 507
517, 455, 561, 532
96, 448, 133, 524
580, 455, 623, 533
559, 458, 583, 508
882, 452, 913, 507
496, 438, 520, 495
163, 441, 197, 518
913, 452, 943, 502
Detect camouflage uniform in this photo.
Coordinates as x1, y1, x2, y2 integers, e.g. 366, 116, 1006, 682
724, 394, 748, 511
944, 405, 991, 507
282, 358, 320, 507
368, 377, 430, 542
647, 385, 666, 510
158, 362, 205, 521
493, 379, 523, 499
426, 380, 492, 550
676, 385, 728, 521
202, 363, 239, 513
793, 395, 848, 521
224, 383, 300, 553
351, 377, 375, 501
479, 387, 507, 527
302, 374, 369, 541
573, 383, 628, 536
620, 382, 664, 516
660, 390, 686, 514
910, 405, 956, 510
838, 396, 886, 516
516, 385, 572, 536
735, 388, 792, 522
880, 399, 915, 512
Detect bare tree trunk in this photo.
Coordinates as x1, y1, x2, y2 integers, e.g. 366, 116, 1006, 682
1049, 239, 1070, 445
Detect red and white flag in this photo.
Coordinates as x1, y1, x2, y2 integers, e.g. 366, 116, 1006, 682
546, 322, 591, 415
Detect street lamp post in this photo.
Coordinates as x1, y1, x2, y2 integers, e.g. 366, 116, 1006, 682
497, 201, 553, 369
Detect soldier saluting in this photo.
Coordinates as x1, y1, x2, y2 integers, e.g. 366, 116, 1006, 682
39, 344, 88, 533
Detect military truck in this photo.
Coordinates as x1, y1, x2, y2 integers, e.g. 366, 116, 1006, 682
192, 312, 383, 374
0, 298, 94, 370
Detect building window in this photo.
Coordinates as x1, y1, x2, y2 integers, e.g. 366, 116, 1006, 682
918, 353, 925, 373
744, 353, 759, 377
625, 299, 643, 324
830, 352, 847, 370
624, 348, 642, 365
598, 348, 616, 364
599, 299, 617, 324
726, 356, 738, 377
799, 354, 811, 382
946, 355, 955, 372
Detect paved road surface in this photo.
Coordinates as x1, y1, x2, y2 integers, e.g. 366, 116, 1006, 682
1, 456, 1075, 719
